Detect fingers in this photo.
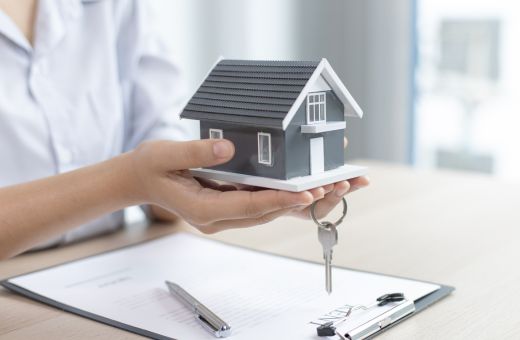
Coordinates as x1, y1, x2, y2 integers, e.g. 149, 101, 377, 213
293, 181, 350, 220
197, 208, 295, 234
193, 182, 350, 233
195, 177, 237, 192
290, 184, 333, 214
347, 176, 370, 193
152, 139, 235, 171
190, 189, 314, 225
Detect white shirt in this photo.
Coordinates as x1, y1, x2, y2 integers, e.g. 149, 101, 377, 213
0, 0, 195, 248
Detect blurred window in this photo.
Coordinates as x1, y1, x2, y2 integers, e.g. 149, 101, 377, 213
415, 0, 520, 179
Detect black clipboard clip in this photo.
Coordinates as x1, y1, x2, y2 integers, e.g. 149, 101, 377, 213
316, 293, 416, 339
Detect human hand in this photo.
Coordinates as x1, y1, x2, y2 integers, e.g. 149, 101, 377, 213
289, 137, 369, 220
130, 139, 316, 233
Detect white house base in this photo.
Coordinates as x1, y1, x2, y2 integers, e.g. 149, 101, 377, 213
189, 164, 368, 192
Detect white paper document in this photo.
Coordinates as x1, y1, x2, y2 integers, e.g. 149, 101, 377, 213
6, 233, 440, 339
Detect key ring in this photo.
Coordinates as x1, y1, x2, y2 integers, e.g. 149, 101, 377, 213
310, 197, 348, 228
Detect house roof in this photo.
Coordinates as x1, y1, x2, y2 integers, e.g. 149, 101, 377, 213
180, 58, 363, 130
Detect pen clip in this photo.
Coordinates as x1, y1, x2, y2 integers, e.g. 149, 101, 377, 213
165, 281, 232, 338
196, 314, 232, 338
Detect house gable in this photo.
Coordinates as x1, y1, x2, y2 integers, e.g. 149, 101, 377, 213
307, 75, 332, 93
281, 59, 363, 130
284, 91, 345, 179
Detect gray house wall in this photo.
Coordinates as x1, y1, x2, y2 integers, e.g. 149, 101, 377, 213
200, 91, 345, 180
200, 121, 286, 179
284, 91, 345, 179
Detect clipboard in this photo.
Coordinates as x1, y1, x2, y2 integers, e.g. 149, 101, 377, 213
1, 233, 454, 340
313, 287, 453, 339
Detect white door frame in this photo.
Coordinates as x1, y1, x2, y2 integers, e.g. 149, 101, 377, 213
310, 137, 325, 175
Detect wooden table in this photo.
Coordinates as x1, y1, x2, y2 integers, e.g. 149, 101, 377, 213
1, 162, 520, 339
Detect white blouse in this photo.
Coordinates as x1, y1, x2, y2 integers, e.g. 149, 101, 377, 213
0, 0, 195, 248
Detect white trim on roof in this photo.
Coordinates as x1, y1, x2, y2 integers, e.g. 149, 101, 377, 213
281, 58, 363, 130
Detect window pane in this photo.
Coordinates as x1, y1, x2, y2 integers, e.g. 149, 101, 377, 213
320, 94, 325, 102
320, 104, 325, 120
309, 105, 315, 122
309, 96, 314, 103
210, 130, 221, 139
259, 135, 270, 163
262, 140, 269, 161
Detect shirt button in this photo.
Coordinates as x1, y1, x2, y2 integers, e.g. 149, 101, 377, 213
34, 60, 49, 77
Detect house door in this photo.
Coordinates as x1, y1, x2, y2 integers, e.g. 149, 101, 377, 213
310, 137, 325, 175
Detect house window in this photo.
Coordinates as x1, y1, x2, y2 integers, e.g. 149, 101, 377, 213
307, 92, 326, 124
209, 128, 223, 139
258, 132, 272, 165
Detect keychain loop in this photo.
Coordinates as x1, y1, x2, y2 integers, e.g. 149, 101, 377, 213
310, 197, 348, 228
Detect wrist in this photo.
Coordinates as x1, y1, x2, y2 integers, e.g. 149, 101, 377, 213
109, 152, 148, 207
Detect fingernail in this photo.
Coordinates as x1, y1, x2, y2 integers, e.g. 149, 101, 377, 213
213, 141, 233, 158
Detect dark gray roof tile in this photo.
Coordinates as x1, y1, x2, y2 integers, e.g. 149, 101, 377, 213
184, 104, 285, 119
196, 87, 299, 99
210, 71, 313, 79
201, 82, 304, 93
193, 92, 294, 106
189, 98, 291, 113
181, 59, 320, 127
205, 75, 308, 86
183, 111, 283, 128
218, 60, 319, 67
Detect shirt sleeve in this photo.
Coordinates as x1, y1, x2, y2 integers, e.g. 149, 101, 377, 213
114, 0, 198, 152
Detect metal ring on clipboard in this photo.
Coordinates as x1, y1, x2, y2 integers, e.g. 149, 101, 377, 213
310, 197, 348, 228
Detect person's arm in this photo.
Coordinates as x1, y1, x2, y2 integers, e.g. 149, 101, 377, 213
0, 139, 315, 260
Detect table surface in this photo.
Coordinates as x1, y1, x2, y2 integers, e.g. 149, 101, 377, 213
1, 161, 520, 339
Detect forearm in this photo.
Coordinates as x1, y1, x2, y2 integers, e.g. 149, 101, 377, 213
0, 152, 141, 259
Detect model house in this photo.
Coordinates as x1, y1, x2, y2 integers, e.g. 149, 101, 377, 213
180, 58, 364, 190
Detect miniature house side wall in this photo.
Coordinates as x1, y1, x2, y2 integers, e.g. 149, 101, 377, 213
200, 121, 287, 179
284, 91, 345, 179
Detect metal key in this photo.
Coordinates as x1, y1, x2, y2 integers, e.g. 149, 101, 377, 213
318, 222, 338, 294
311, 197, 348, 295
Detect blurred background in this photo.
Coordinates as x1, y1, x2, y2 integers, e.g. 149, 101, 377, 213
151, 0, 520, 180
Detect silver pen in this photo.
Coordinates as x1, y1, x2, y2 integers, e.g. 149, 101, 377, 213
165, 281, 232, 338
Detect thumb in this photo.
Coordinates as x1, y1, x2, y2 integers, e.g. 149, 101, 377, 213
166, 139, 235, 170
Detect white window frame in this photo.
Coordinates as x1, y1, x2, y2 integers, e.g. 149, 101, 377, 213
306, 92, 327, 124
257, 132, 272, 165
209, 128, 223, 139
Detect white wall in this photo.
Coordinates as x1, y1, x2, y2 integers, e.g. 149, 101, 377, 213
152, 0, 414, 163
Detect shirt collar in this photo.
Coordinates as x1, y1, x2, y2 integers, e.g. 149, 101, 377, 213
0, 0, 103, 56
0, 7, 33, 52
33, 0, 83, 58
